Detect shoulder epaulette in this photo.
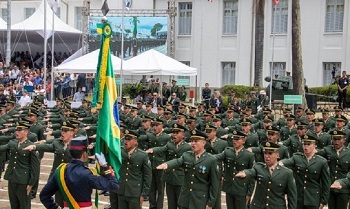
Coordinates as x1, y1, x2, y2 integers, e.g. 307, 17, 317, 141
88, 167, 98, 176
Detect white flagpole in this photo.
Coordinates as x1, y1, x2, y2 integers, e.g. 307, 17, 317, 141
51, 4, 55, 100
119, 0, 125, 100
269, 2, 277, 109
43, 0, 48, 94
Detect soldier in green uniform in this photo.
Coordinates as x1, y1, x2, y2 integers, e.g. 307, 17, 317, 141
255, 115, 274, 143
321, 108, 335, 132
136, 101, 147, 116
276, 108, 292, 129
295, 107, 307, 123
156, 105, 165, 120
280, 134, 331, 209
146, 123, 192, 209
23, 121, 76, 207
317, 130, 350, 209
157, 130, 219, 209
329, 115, 350, 146
236, 141, 297, 209
312, 118, 331, 149
222, 109, 239, 128
170, 80, 179, 96
279, 114, 297, 141
215, 130, 255, 209
282, 121, 308, 156
197, 111, 213, 131
135, 115, 154, 150
126, 107, 142, 130
212, 115, 228, 138
0, 122, 40, 209
116, 130, 152, 209
240, 118, 259, 148
305, 109, 315, 130
163, 109, 175, 128
144, 102, 157, 118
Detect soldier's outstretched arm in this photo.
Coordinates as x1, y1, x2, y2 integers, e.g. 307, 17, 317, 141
286, 171, 297, 209
207, 157, 219, 208
142, 155, 152, 200
320, 162, 331, 207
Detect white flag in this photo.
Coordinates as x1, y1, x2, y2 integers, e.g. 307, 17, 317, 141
50, 0, 60, 13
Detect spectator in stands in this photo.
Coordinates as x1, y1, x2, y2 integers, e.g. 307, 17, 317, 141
62, 73, 71, 98
210, 89, 224, 114
0, 88, 7, 104
18, 89, 31, 107
2, 74, 10, 85
10, 66, 19, 83
33, 72, 43, 88
73, 87, 85, 102
54, 76, 62, 99
76, 74, 87, 93
178, 85, 187, 102
23, 76, 34, 86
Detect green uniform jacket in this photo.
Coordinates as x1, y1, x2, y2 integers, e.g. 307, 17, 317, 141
282, 134, 303, 156
148, 132, 171, 169
117, 148, 152, 198
314, 132, 331, 149
215, 147, 255, 196
35, 138, 72, 177
153, 140, 192, 185
30, 122, 45, 141
323, 118, 335, 132
251, 144, 290, 162
244, 163, 297, 209
222, 117, 239, 128
317, 145, 350, 193
280, 126, 297, 141
216, 127, 228, 138
166, 151, 219, 209
0, 139, 40, 185
126, 116, 142, 130
281, 152, 331, 206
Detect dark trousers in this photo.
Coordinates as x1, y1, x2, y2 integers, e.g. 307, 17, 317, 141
296, 204, 319, 209
226, 194, 247, 209
213, 182, 222, 209
166, 183, 181, 209
328, 191, 349, 209
109, 191, 119, 209
118, 194, 141, 209
338, 89, 347, 108
149, 169, 165, 209
8, 181, 31, 209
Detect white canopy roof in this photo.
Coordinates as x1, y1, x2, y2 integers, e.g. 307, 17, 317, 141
123, 49, 197, 76
0, 18, 6, 30
55, 49, 122, 74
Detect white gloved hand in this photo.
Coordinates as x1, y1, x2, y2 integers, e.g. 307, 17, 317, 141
95, 153, 107, 166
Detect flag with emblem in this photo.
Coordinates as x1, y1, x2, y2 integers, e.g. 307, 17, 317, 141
92, 16, 121, 209
273, 0, 279, 5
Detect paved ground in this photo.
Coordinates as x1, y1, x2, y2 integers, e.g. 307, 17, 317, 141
0, 152, 228, 209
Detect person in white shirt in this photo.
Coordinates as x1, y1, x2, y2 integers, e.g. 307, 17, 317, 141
73, 87, 85, 102
18, 90, 31, 107
23, 76, 34, 86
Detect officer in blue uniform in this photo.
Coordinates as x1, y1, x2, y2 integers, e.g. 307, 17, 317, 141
40, 136, 119, 209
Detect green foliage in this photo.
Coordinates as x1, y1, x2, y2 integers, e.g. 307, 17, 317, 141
308, 85, 338, 102
220, 85, 257, 97
122, 83, 146, 99
151, 23, 163, 37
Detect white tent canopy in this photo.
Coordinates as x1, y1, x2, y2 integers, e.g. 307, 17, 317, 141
0, 18, 6, 30
123, 49, 197, 76
55, 49, 122, 74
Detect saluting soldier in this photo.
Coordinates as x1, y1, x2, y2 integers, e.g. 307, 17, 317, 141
146, 123, 192, 209
282, 121, 308, 156
212, 115, 228, 138
330, 115, 350, 146
320, 108, 335, 132
295, 107, 307, 123
279, 114, 297, 141
117, 130, 152, 209
222, 109, 239, 128
40, 137, 119, 209
280, 134, 331, 209
312, 118, 331, 149
305, 109, 316, 130
215, 131, 255, 209
276, 108, 292, 128
255, 115, 274, 143
0, 122, 40, 209
157, 130, 219, 209
236, 141, 297, 209
126, 107, 142, 130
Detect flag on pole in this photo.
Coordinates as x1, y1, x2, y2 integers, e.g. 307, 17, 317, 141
125, 0, 132, 10
273, 0, 279, 5
101, 0, 110, 16
92, 18, 122, 208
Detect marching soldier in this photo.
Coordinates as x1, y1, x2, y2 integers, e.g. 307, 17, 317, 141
305, 109, 315, 130
282, 121, 308, 156
40, 137, 119, 209
312, 118, 331, 149
321, 108, 335, 132
215, 131, 255, 209
279, 114, 297, 141
157, 130, 219, 209
295, 107, 307, 123
317, 130, 350, 209
236, 141, 297, 209
212, 115, 228, 138
146, 123, 192, 209
280, 134, 331, 209
276, 108, 292, 128
330, 115, 350, 146
126, 107, 142, 130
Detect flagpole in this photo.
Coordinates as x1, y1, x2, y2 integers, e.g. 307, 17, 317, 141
269, 2, 277, 109
51, 6, 55, 100
43, 0, 48, 95
119, 0, 125, 101
5, 0, 11, 68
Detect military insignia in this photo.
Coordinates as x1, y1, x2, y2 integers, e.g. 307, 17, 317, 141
297, 122, 301, 125
334, 131, 337, 134
192, 130, 196, 134
125, 130, 129, 134
63, 122, 67, 126
174, 124, 178, 128
268, 126, 272, 130
199, 165, 206, 174
243, 118, 246, 122
315, 119, 318, 122
213, 116, 217, 119
266, 142, 270, 147
233, 131, 237, 134
206, 124, 209, 128
304, 135, 308, 139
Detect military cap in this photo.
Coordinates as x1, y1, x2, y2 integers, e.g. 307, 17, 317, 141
286, 114, 296, 120
296, 107, 304, 111
262, 141, 280, 152
312, 118, 324, 124
266, 125, 279, 134
203, 111, 213, 117
232, 130, 247, 138
124, 130, 140, 139
245, 106, 252, 110
263, 116, 274, 122
172, 123, 187, 132
136, 101, 143, 105
28, 109, 39, 117
335, 115, 347, 122
69, 120, 81, 128
240, 111, 247, 116
130, 106, 138, 111
141, 115, 153, 121
334, 106, 343, 111
124, 104, 132, 109
165, 102, 172, 106
164, 109, 173, 114
172, 79, 177, 83
262, 107, 272, 113
188, 106, 197, 111
208, 106, 216, 111
20, 118, 31, 123
205, 124, 217, 131
67, 114, 78, 120
61, 121, 76, 131
157, 105, 165, 110
144, 102, 153, 107
240, 118, 252, 124
196, 103, 204, 107
226, 109, 234, 113
186, 115, 196, 122
212, 115, 222, 122
82, 99, 89, 103
320, 108, 330, 113
70, 136, 88, 150
330, 130, 346, 137
190, 130, 207, 140
177, 113, 187, 118
179, 103, 187, 108
305, 109, 315, 115
15, 121, 31, 130
282, 108, 292, 113
296, 121, 308, 127
153, 118, 164, 125
301, 134, 318, 143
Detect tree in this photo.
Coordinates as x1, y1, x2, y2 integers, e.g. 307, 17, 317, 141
254, 0, 265, 86
291, 0, 307, 108
151, 23, 163, 37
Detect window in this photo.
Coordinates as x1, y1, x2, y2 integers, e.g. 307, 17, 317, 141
221, 62, 236, 85
25, 8, 35, 19
1, 8, 7, 21
325, 0, 344, 32
178, 3, 192, 35
271, 0, 288, 34
223, 0, 238, 35
75, 7, 83, 31
178, 61, 191, 86
323, 62, 341, 85
270, 62, 286, 78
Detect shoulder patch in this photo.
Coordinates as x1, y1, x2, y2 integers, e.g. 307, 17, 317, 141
88, 167, 98, 176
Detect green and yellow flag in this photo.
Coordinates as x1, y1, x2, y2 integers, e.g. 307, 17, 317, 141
92, 20, 121, 208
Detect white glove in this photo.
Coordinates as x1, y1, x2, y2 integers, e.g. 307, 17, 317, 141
95, 153, 107, 166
